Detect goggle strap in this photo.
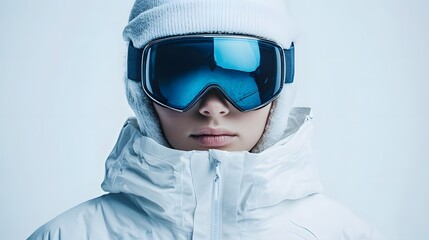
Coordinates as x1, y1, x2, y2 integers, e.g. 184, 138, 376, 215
284, 42, 295, 84
127, 41, 143, 82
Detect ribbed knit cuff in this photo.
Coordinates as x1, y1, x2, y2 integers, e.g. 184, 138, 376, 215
124, 0, 293, 48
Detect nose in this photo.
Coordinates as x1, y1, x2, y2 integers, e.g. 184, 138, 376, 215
198, 90, 230, 117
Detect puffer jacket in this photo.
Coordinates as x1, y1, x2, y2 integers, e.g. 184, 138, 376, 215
28, 108, 378, 240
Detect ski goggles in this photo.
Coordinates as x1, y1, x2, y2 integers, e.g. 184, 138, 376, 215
127, 34, 294, 112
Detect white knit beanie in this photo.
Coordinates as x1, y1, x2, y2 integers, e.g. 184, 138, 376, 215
123, 0, 297, 152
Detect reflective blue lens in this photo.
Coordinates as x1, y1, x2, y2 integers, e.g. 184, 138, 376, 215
142, 36, 285, 112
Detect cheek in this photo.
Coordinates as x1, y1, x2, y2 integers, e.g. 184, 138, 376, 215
153, 104, 194, 149
161, 120, 188, 145
236, 104, 272, 150
247, 104, 272, 129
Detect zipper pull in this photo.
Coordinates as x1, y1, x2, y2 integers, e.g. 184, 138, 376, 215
214, 160, 221, 201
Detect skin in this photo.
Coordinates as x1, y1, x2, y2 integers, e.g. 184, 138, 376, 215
153, 90, 271, 151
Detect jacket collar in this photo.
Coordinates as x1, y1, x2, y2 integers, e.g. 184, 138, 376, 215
101, 107, 323, 232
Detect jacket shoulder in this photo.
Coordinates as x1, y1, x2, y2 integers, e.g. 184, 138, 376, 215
27, 193, 152, 240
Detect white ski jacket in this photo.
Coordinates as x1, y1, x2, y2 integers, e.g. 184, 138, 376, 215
28, 108, 378, 240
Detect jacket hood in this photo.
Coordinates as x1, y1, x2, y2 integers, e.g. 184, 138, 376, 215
101, 107, 323, 234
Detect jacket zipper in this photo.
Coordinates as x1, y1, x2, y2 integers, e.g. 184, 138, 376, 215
212, 159, 221, 240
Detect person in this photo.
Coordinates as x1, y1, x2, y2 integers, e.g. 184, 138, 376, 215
28, 0, 381, 239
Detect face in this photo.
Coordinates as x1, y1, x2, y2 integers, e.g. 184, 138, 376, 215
153, 90, 271, 151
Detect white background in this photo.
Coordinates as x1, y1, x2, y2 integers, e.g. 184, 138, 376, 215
1, 0, 428, 239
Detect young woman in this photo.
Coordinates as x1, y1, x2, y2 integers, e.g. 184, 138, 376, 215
28, 0, 380, 239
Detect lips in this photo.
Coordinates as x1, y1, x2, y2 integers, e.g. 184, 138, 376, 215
190, 128, 237, 148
